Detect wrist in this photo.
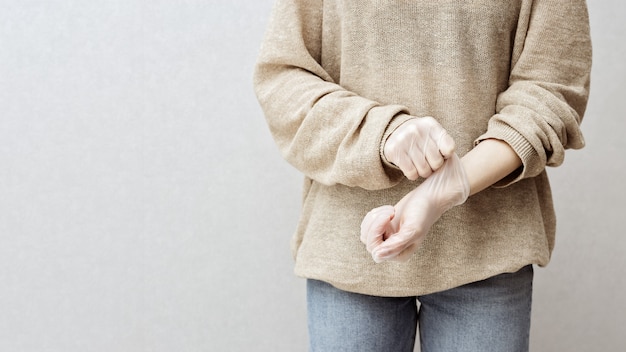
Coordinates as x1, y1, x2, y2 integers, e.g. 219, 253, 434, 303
461, 139, 522, 195
427, 153, 470, 211
380, 114, 415, 167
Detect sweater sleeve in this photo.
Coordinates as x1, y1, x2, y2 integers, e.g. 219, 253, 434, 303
475, 0, 592, 187
253, 0, 411, 190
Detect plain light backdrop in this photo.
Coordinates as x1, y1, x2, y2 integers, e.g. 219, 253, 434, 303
0, 1, 624, 351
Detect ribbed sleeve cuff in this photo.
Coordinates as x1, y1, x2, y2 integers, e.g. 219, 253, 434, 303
474, 120, 540, 188
379, 113, 416, 170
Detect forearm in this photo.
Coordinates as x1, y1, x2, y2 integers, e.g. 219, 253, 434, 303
461, 139, 522, 196
254, 0, 411, 190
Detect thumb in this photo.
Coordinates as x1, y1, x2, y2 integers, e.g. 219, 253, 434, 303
372, 225, 414, 262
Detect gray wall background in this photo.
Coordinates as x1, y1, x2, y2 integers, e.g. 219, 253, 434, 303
0, 1, 623, 351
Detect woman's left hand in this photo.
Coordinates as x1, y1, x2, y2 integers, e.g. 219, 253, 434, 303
360, 153, 470, 263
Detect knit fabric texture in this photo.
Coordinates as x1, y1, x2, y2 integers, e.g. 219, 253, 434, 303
253, 0, 592, 297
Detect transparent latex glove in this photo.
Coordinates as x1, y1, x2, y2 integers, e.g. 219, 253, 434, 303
360, 153, 470, 263
383, 116, 456, 180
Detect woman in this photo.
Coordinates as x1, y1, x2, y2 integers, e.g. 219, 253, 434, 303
253, 1, 592, 351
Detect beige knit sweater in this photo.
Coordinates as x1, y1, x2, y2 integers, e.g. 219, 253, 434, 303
253, 0, 592, 296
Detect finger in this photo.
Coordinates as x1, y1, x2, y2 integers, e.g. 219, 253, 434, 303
396, 153, 420, 181
372, 228, 413, 261
434, 128, 456, 158
404, 137, 431, 179
412, 151, 434, 179
373, 244, 404, 263
361, 205, 394, 238
423, 132, 446, 173
374, 243, 412, 263
360, 211, 377, 244
360, 206, 394, 250
366, 209, 394, 253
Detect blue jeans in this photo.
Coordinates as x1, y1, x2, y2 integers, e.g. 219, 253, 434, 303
307, 265, 533, 352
